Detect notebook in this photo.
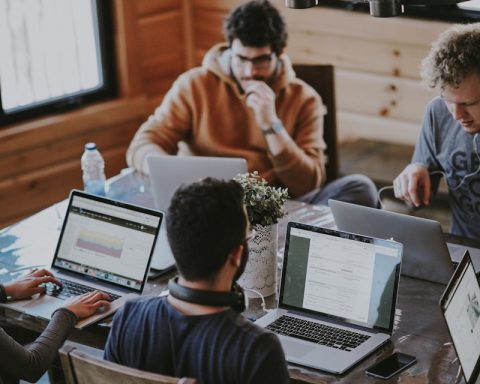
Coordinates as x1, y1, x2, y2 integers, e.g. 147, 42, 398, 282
255, 222, 403, 374
146, 155, 247, 271
440, 251, 480, 384
1, 190, 161, 328
330, 199, 455, 284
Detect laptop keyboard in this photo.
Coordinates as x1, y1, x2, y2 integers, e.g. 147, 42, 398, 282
266, 315, 370, 352
46, 279, 120, 302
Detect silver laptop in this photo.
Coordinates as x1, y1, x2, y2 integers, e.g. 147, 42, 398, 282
146, 155, 247, 270
1, 190, 161, 328
256, 222, 403, 374
330, 199, 455, 285
440, 251, 480, 384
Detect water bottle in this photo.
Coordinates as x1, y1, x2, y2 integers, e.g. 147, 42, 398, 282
81, 142, 106, 196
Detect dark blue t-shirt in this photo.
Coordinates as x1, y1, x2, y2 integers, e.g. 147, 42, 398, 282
104, 296, 289, 384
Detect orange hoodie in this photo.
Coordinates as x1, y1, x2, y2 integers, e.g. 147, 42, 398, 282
126, 43, 327, 198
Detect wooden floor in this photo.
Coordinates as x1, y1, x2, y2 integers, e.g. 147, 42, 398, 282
339, 139, 451, 232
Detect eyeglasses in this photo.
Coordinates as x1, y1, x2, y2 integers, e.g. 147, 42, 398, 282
232, 53, 275, 70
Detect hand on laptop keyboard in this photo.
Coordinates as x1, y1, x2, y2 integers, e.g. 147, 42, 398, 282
61, 291, 112, 320
3, 268, 63, 300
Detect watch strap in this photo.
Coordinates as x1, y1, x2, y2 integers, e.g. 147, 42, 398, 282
262, 121, 283, 135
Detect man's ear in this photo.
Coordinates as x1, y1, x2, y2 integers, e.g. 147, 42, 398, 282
229, 244, 243, 268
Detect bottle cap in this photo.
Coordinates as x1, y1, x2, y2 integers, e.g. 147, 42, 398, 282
85, 142, 97, 151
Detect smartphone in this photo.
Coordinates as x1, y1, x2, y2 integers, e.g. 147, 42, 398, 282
365, 352, 417, 380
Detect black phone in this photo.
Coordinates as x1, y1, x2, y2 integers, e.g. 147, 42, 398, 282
365, 352, 417, 380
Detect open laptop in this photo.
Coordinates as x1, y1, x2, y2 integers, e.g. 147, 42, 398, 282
255, 222, 403, 374
440, 251, 480, 384
330, 199, 456, 285
1, 190, 161, 328
146, 155, 247, 271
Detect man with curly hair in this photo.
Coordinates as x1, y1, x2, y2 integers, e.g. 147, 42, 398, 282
126, 0, 377, 207
394, 23, 480, 238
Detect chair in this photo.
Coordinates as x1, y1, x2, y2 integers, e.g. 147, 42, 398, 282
59, 342, 197, 384
292, 64, 339, 183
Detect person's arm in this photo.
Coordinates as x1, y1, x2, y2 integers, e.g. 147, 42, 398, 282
126, 72, 195, 174
245, 80, 326, 197
393, 100, 441, 206
0, 308, 76, 382
0, 271, 110, 382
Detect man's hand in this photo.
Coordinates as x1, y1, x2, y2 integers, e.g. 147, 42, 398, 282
244, 80, 279, 130
63, 291, 111, 320
393, 163, 431, 207
3, 269, 62, 300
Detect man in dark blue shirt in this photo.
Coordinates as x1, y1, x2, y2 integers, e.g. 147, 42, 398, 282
104, 177, 289, 383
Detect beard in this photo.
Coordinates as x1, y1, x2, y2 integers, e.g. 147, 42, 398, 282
233, 240, 249, 282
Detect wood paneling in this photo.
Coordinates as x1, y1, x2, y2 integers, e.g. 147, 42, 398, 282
0, 147, 128, 229
336, 69, 436, 123
193, 8, 225, 51
278, 4, 448, 46
0, 97, 146, 229
287, 33, 430, 80
339, 111, 421, 144
136, 0, 179, 17
138, 11, 185, 63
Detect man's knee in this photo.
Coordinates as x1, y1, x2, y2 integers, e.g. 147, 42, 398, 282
334, 174, 378, 208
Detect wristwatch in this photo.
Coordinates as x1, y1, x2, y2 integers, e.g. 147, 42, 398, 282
262, 120, 283, 135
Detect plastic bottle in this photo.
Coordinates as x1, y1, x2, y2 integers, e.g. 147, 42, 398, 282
81, 142, 106, 196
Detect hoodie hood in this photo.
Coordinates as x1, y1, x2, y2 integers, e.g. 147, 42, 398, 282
202, 43, 296, 95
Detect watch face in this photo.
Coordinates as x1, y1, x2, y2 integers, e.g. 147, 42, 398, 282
272, 121, 283, 133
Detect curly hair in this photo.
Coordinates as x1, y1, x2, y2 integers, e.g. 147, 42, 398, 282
166, 178, 246, 282
421, 23, 480, 89
223, 0, 287, 55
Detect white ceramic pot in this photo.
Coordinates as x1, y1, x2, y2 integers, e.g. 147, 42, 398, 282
238, 224, 278, 298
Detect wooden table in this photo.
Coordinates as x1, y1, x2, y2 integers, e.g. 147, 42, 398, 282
0, 170, 463, 383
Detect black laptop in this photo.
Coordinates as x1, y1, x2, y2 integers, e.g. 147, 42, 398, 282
440, 251, 480, 384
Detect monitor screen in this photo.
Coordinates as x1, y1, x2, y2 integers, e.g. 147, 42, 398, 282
442, 256, 480, 382
54, 194, 160, 292
280, 224, 402, 332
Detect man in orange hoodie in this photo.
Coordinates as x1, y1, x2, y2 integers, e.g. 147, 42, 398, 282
127, 0, 377, 206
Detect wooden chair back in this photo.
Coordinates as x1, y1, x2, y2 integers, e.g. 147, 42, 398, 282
59, 342, 197, 384
293, 64, 339, 182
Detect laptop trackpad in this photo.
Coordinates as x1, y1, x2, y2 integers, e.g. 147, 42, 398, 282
22, 295, 60, 318
281, 338, 316, 359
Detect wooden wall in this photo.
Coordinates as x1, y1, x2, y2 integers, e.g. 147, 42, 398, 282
0, 0, 454, 228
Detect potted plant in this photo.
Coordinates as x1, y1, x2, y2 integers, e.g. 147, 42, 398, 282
233, 171, 289, 227
233, 171, 289, 298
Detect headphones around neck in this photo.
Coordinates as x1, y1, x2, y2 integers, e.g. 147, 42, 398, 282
168, 277, 247, 313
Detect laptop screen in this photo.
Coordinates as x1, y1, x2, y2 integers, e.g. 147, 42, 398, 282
440, 252, 480, 383
53, 191, 162, 293
280, 223, 402, 333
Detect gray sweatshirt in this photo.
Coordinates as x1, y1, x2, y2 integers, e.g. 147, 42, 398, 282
0, 291, 76, 384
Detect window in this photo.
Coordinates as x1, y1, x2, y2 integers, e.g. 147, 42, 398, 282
0, 0, 116, 126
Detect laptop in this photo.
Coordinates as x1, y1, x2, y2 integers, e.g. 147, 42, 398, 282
330, 199, 455, 285
146, 155, 247, 271
255, 222, 403, 374
1, 190, 162, 328
440, 251, 480, 384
